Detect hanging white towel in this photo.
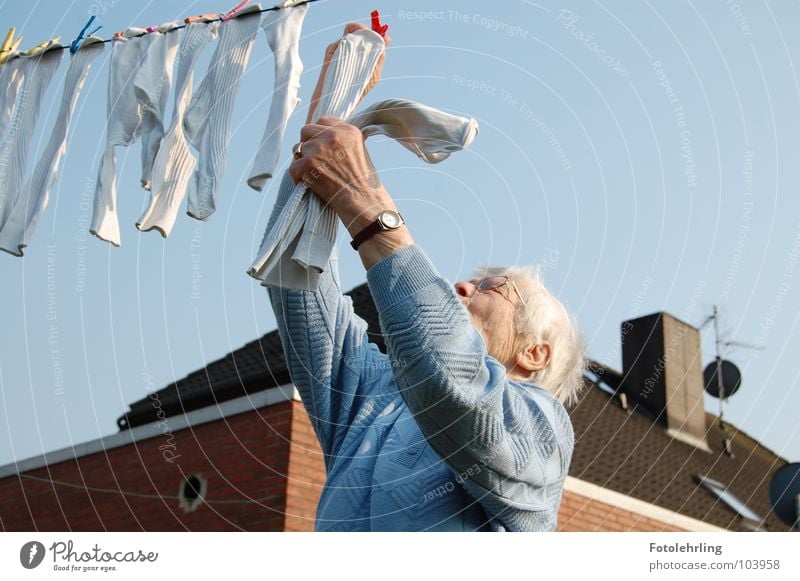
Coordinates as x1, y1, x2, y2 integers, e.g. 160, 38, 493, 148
90, 28, 147, 246
134, 23, 179, 191
137, 5, 261, 236
247, 28, 386, 290
0, 42, 63, 231
0, 54, 25, 139
136, 21, 218, 239
0, 37, 104, 256
247, 1, 308, 192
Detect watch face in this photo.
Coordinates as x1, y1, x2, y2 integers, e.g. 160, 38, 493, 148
379, 211, 403, 229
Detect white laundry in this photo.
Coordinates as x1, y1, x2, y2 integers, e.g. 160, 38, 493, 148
135, 21, 218, 239
0, 42, 63, 231
248, 28, 386, 289
137, 6, 261, 236
0, 37, 104, 256
250, 99, 478, 289
90, 28, 147, 246
0, 54, 25, 138
134, 23, 179, 191
247, 1, 309, 192
349, 98, 479, 163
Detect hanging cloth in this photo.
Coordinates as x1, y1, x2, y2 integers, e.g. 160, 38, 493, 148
0, 37, 104, 256
247, 27, 386, 290
0, 41, 63, 232
90, 28, 146, 246
134, 23, 180, 191
137, 5, 262, 237
247, 29, 479, 290
135, 20, 219, 238
247, 0, 309, 191
0, 52, 25, 138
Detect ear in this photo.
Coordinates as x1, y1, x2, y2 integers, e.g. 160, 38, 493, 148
515, 341, 552, 373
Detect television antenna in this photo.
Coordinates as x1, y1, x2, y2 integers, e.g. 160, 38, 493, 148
698, 306, 764, 455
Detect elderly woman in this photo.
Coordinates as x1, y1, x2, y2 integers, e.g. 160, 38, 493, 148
266, 24, 585, 531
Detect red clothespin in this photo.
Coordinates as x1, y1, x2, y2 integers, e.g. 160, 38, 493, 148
370, 10, 388, 38
221, 0, 249, 21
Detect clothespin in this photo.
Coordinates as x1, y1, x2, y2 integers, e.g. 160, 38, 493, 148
70, 16, 102, 54
185, 13, 221, 24
26, 37, 63, 57
370, 10, 389, 38
0, 27, 23, 64
221, 0, 250, 21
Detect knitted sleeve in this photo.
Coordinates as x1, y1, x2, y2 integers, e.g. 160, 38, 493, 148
366, 244, 574, 530
266, 174, 389, 465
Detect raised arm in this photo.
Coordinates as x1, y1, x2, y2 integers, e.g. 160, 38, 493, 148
265, 22, 391, 465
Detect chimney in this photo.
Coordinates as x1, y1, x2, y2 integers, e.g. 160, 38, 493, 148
621, 312, 710, 452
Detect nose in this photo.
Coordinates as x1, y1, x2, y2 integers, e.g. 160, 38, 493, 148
454, 281, 475, 298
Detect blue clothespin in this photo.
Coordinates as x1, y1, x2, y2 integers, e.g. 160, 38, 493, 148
70, 16, 102, 54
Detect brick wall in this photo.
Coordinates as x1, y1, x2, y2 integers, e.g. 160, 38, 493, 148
0, 402, 296, 531
557, 490, 685, 532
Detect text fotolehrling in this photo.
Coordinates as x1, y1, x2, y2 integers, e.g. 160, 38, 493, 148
650, 542, 722, 556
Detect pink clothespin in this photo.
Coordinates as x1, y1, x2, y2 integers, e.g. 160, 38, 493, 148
221, 0, 250, 21
370, 10, 388, 38
185, 13, 220, 24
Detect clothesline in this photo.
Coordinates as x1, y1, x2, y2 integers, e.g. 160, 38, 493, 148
0, 0, 477, 285
0, 0, 323, 56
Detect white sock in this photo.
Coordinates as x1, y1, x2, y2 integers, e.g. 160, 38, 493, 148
0, 48, 63, 231
288, 29, 386, 280
0, 38, 104, 256
249, 29, 386, 289
350, 98, 478, 163
138, 10, 260, 236
183, 8, 261, 223
247, 2, 308, 192
90, 28, 147, 247
135, 21, 218, 238
0, 55, 25, 139
134, 23, 179, 191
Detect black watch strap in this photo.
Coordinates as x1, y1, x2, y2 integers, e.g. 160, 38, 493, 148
350, 211, 404, 250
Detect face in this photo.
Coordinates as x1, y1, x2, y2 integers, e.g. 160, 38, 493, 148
454, 277, 525, 367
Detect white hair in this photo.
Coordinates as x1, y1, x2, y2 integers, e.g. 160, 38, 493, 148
475, 265, 586, 406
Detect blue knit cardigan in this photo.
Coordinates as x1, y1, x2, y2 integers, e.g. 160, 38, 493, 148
266, 177, 574, 531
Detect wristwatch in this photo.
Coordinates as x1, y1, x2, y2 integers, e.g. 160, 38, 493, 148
350, 210, 405, 250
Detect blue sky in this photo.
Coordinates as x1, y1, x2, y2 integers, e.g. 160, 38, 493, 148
0, 0, 798, 475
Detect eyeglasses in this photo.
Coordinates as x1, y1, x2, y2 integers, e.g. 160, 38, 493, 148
473, 276, 528, 307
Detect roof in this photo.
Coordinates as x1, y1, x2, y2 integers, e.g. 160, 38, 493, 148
572, 362, 791, 531
118, 283, 791, 531
117, 284, 386, 430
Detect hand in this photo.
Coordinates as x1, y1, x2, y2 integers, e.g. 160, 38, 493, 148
306, 22, 391, 124
290, 116, 389, 234
289, 116, 413, 269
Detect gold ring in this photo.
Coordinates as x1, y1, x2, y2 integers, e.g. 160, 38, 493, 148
292, 141, 304, 159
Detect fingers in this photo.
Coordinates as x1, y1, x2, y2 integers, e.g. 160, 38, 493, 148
289, 145, 314, 186
343, 22, 368, 35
